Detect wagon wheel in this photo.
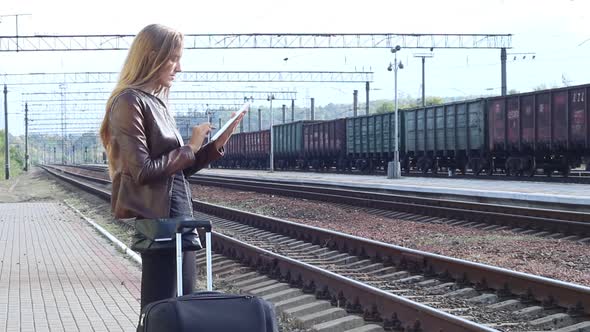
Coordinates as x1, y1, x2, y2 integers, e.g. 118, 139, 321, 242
473, 163, 483, 176
485, 160, 494, 176
336, 159, 346, 172
345, 160, 353, 173
420, 161, 429, 174
418, 157, 430, 174
459, 162, 467, 175
432, 160, 439, 174
402, 166, 410, 175
561, 165, 571, 177
401, 159, 410, 175
523, 158, 536, 177
311, 160, 320, 171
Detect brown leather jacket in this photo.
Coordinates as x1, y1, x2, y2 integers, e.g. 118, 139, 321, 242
108, 88, 222, 219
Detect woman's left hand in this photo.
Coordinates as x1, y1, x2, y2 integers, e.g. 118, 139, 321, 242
213, 111, 247, 150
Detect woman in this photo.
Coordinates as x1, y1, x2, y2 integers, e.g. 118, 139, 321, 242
99, 24, 244, 314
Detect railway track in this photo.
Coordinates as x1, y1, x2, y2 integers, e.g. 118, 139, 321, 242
54, 164, 590, 247
186, 174, 590, 241
73, 162, 590, 185
66, 163, 590, 212
42, 165, 590, 331
402, 169, 590, 184
182, 177, 588, 246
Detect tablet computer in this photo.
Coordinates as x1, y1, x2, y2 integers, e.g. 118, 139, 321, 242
210, 103, 249, 142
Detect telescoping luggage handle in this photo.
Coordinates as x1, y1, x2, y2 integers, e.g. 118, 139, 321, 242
175, 219, 213, 296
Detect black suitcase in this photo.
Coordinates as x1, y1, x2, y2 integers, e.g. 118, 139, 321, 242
137, 219, 278, 332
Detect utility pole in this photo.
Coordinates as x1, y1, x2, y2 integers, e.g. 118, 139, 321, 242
4, 84, 9, 179
413, 53, 434, 107
239, 108, 244, 133
353, 90, 358, 117
267, 94, 275, 172
501, 48, 507, 96
365, 82, 370, 115
282, 104, 286, 123
258, 108, 262, 131
246, 108, 251, 132
60, 83, 67, 164
388, 46, 403, 179
24, 102, 29, 171
206, 108, 212, 142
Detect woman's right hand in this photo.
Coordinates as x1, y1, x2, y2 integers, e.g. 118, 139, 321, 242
187, 122, 213, 153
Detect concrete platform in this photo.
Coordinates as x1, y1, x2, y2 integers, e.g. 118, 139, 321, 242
198, 168, 590, 210
0, 201, 141, 331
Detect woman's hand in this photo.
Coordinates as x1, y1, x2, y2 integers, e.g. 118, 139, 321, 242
187, 122, 213, 153
213, 110, 247, 150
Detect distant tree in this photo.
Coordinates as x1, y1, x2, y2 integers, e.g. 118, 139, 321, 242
508, 89, 520, 94
374, 96, 444, 114
532, 84, 547, 91
424, 96, 444, 106
0, 130, 24, 179
399, 96, 444, 109
375, 101, 394, 114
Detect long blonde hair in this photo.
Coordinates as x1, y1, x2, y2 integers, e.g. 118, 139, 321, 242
100, 24, 183, 178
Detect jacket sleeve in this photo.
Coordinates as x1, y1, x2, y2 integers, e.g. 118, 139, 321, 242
110, 92, 196, 185
183, 142, 224, 178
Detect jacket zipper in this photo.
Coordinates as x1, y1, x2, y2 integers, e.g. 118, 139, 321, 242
166, 175, 173, 217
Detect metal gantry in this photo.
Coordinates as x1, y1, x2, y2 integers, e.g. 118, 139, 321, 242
22, 90, 298, 102
0, 71, 374, 85
25, 102, 242, 113
24, 100, 242, 111
0, 33, 512, 52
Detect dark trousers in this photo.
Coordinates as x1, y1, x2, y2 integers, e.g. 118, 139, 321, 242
139, 250, 197, 312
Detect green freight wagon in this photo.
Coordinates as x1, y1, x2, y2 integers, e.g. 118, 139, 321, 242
404, 99, 486, 174
345, 112, 404, 172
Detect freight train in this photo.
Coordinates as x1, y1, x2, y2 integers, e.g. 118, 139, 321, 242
213, 83, 590, 177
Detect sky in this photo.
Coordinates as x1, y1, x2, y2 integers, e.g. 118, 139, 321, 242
1, 0, 590, 136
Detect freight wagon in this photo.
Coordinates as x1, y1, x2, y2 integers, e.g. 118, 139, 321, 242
274, 121, 320, 169
484, 84, 590, 176
346, 112, 403, 172
403, 84, 590, 176
303, 119, 347, 170
214, 130, 270, 169
213, 83, 590, 177
403, 99, 486, 174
